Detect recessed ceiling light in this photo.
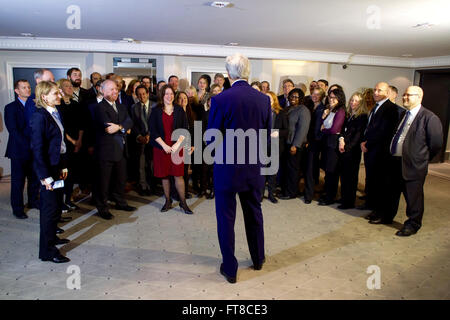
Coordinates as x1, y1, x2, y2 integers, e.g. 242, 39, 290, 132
20, 33, 34, 37
210, 2, 233, 8
122, 37, 135, 43
225, 42, 239, 46
401, 54, 413, 57
412, 22, 434, 28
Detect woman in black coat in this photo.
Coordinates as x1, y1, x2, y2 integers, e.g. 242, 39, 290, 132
262, 91, 289, 203
149, 85, 193, 214
337, 92, 368, 209
31, 81, 70, 263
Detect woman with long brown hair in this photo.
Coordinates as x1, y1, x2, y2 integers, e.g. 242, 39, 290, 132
149, 85, 193, 214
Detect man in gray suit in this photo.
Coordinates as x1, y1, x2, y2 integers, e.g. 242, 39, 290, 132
386, 86, 443, 236
131, 85, 153, 196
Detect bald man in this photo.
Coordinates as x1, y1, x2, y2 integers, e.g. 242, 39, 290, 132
361, 82, 402, 224
382, 86, 443, 236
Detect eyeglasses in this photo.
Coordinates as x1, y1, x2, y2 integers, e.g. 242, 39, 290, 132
403, 93, 419, 97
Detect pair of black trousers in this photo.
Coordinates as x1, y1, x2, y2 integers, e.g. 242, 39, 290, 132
282, 146, 302, 197
382, 156, 425, 230
304, 143, 321, 201
215, 187, 265, 278
39, 184, 63, 260
10, 157, 39, 214
339, 150, 362, 206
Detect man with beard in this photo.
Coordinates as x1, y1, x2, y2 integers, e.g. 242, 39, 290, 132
67, 68, 89, 105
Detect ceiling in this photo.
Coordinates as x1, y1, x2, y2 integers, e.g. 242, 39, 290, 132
0, 0, 449, 59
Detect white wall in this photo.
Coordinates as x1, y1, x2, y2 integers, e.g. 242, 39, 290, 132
0, 49, 416, 176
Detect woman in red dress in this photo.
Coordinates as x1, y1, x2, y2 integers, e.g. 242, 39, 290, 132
149, 85, 193, 214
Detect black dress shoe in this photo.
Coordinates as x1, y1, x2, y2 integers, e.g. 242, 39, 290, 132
395, 227, 417, 237
364, 211, 379, 220
318, 200, 334, 206
185, 193, 192, 199
55, 237, 70, 245
304, 199, 312, 204
13, 212, 28, 219
98, 211, 114, 220
220, 264, 236, 284
41, 254, 70, 263
206, 191, 215, 199
115, 204, 137, 212
268, 194, 278, 204
338, 204, 355, 210
180, 201, 193, 215
56, 227, 64, 234
65, 201, 79, 210
59, 216, 72, 223
161, 199, 172, 212
279, 195, 295, 200
369, 218, 393, 225
197, 191, 206, 198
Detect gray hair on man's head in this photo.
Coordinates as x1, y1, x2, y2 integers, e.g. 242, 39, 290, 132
101, 79, 116, 91
225, 53, 250, 80
33, 68, 51, 80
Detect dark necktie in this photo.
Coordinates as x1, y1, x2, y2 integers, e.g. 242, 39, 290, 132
143, 104, 147, 121
390, 111, 411, 155
365, 103, 378, 135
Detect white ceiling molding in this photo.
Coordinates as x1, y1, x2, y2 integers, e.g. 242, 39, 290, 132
1, 37, 449, 69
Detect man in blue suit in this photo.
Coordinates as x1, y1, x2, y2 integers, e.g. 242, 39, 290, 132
207, 53, 272, 283
24, 69, 55, 133
5, 79, 40, 218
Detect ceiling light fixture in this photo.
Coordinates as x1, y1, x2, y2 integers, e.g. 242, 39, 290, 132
225, 42, 239, 46
20, 33, 34, 37
401, 54, 413, 57
122, 37, 135, 43
210, 1, 233, 8
412, 22, 434, 28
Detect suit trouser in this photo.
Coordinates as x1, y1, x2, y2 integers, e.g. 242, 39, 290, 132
95, 157, 127, 213
339, 150, 362, 206
215, 187, 265, 277
365, 153, 389, 213
138, 144, 152, 191
323, 147, 340, 202
39, 185, 63, 259
282, 147, 302, 197
10, 157, 40, 214
383, 157, 425, 230
304, 143, 321, 201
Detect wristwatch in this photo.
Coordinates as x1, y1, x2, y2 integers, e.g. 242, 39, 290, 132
119, 125, 125, 134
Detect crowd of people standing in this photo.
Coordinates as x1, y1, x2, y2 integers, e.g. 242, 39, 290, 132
4, 64, 443, 264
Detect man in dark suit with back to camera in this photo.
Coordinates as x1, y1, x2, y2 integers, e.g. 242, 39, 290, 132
4, 79, 40, 218
93, 79, 136, 220
384, 86, 443, 236
361, 82, 401, 224
207, 53, 272, 283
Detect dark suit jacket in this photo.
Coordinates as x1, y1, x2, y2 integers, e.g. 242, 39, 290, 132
277, 94, 288, 108
30, 107, 66, 180
273, 109, 289, 156
94, 99, 133, 161
340, 113, 368, 154
4, 100, 31, 160
400, 106, 443, 180
285, 104, 311, 148
207, 80, 272, 192
363, 99, 401, 164
131, 101, 151, 138
307, 103, 326, 145
149, 105, 188, 150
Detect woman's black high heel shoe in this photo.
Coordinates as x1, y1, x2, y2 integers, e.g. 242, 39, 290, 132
161, 199, 172, 212
180, 201, 193, 215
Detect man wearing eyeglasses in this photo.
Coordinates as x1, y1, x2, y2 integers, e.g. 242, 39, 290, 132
383, 86, 443, 236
